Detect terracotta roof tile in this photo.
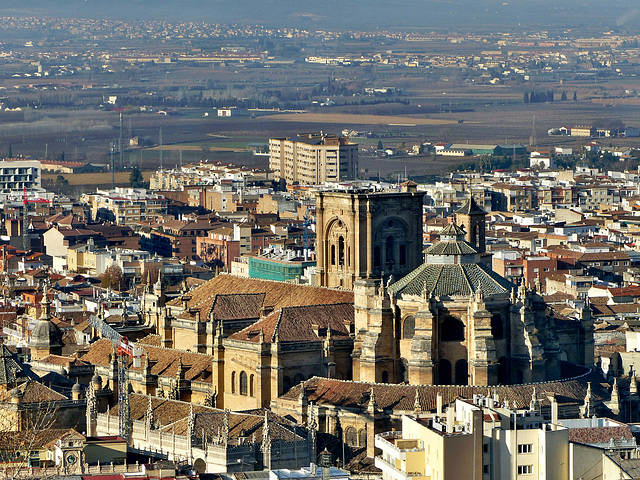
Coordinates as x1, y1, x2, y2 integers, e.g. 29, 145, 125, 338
81, 339, 212, 383
568, 425, 633, 444
169, 274, 353, 310
229, 303, 354, 343
279, 366, 605, 413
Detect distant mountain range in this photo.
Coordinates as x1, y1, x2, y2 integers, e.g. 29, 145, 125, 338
0, 0, 637, 31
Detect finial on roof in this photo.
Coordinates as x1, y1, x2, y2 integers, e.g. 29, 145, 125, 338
368, 387, 377, 414
414, 389, 422, 414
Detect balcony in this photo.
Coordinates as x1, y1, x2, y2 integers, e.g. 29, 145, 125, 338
376, 431, 424, 464
375, 456, 429, 480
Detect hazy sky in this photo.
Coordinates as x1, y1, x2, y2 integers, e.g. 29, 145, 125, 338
1, 0, 638, 31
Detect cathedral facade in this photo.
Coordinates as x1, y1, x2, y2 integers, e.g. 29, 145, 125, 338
316, 191, 594, 387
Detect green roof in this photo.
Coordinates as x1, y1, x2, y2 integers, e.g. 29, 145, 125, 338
423, 240, 480, 256
439, 222, 466, 237
389, 262, 513, 297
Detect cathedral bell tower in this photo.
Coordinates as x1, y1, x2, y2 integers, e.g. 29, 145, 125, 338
454, 196, 486, 253
316, 188, 423, 290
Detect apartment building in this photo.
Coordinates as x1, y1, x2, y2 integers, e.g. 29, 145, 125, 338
0, 159, 41, 191
376, 395, 570, 480
82, 188, 167, 225
269, 133, 358, 185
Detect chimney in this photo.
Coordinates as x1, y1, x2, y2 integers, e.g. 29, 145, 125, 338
548, 393, 558, 425
436, 392, 443, 417
446, 406, 454, 433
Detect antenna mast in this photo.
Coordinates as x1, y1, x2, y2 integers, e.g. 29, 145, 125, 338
22, 187, 30, 252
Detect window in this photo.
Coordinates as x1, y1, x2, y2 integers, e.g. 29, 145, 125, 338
240, 371, 248, 395
483, 443, 489, 453
518, 444, 533, 454
517, 465, 533, 475
402, 316, 415, 339
231, 371, 236, 394
483, 465, 489, 474
250, 374, 255, 397
441, 316, 465, 342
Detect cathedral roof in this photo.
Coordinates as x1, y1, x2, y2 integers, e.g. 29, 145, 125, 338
109, 394, 304, 442
228, 303, 354, 343
422, 240, 480, 256
389, 262, 513, 297
80, 338, 213, 384
277, 365, 606, 413
168, 274, 353, 313
438, 222, 466, 237
455, 196, 485, 215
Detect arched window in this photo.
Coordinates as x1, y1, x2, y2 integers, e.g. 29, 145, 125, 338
385, 236, 395, 268
381, 371, 389, 383
455, 359, 468, 385
399, 244, 406, 266
283, 376, 291, 393
402, 316, 415, 339
338, 236, 345, 266
293, 373, 305, 385
358, 429, 367, 447
491, 314, 504, 339
345, 427, 357, 445
240, 371, 248, 395
374, 246, 381, 267
441, 317, 465, 342
331, 245, 336, 265
231, 371, 236, 394
474, 224, 481, 249
249, 374, 255, 397
439, 360, 452, 385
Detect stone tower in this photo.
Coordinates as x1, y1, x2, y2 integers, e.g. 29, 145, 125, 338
455, 196, 486, 253
316, 187, 423, 290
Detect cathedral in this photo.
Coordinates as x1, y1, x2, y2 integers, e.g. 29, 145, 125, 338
317, 187, 594, 387
136, 186, 594, 415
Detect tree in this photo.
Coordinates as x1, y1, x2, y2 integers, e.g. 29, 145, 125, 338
573, 91, 578, 101
523, 92, 529, 104
102, 265, 125, 291
129, 166, 146, 188
0, 385, 60, 479
377, 140, 384, 150
561, 90, 568, 101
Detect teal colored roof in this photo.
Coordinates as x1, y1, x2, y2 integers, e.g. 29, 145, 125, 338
439, 222, 466, 237
423, 240, 479, 256
389, 262, 513, 297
